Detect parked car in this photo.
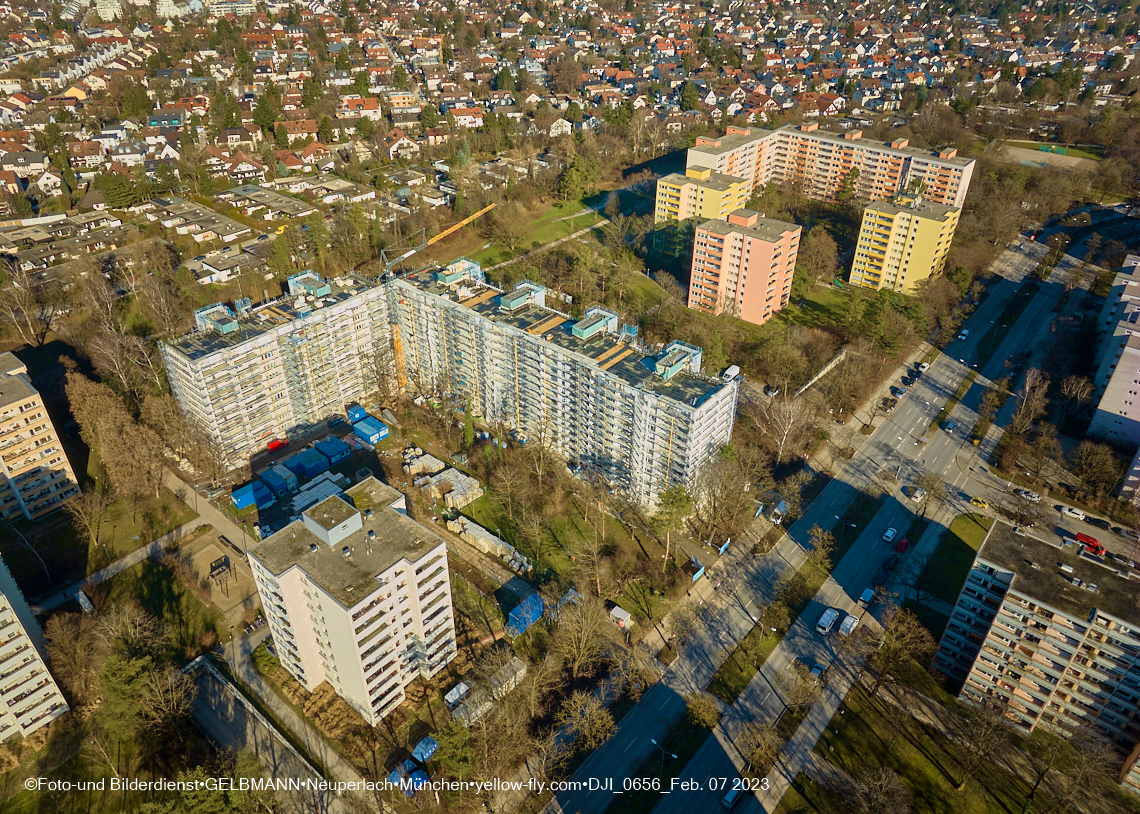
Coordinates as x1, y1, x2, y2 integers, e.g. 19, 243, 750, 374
857, 588, 876, 607
882, 528, 898, 543
957, 329, 970, 340
257, 234, 270, 241
1060, 506, 1086, 521
970, 496, 989, 509
943, 421, 958, 433
839, 614, 859, 636
872, 567, 891, 587
910, 488, 927, 503
1015, 489, 1041, 503
816, 607, 839, 635
763, 385, 780, 397
327, 416, 346, 429
902, 376, 916, 387
809, 663, 825, 680
890, 386, 908, 398
1113, 526, 1140, 541
918, 362, 930, 372
882, 553, 901, 572
267, 438, 288, 451
721, 786, 743, 810
894, 537, 911, 553
1088, 517, 1111, 531
193, 255, 206, 261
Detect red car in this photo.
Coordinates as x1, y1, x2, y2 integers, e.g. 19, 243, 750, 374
267, 439, 289, 451
894, 537, 911, 553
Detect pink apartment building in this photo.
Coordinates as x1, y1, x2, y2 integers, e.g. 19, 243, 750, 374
687, 209, 801, 326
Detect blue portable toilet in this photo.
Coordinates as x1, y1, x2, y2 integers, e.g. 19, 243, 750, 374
353, 415, 389, 444
313, 436, 351, 465
283, 449, 330, 479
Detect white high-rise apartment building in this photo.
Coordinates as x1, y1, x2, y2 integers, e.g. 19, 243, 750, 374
247, 478, 456, 725
390, 261, 740, 505
0, 556, 69, 738
0, 352, 79, 521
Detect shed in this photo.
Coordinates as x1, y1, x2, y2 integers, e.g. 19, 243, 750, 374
609, 605, 633, 630
232, 481, 274, 510
347, 403, 367, 423
313, 435, 351, 464
353, 415, 389, 444
444, 681, 470, 709
412, 735, 438, 762
283, 448, 330, 479
267, 463, 298, 491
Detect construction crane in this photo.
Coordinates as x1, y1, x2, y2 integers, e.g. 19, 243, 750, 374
378, 203, 496, 277
382, 203, 496, 392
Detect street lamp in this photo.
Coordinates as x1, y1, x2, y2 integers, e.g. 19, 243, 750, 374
649, 739, 677, 778
832, 515, 856, 528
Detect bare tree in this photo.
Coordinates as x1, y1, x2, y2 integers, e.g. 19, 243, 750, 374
744, 396, 817, 465
489, 202, 529, 252
64, 487, 113, 547
842, 766, 912, 814
781, 660, 823, 709
868, 606, 935, 697
952, 700, 1010, 791
550, 596, 618, 679
141, 664, 197, 737
0, 266, 56, 346
1022, 423, 1063, 485
44, 612, 102, 702
1, 519, 51, 584
1020, 730, 1069, 814
556, 690, 615, 752
1058, 374, 1092, 427
685, 692, 721, 729
1055, 733, 1116, 810
805, 524, 836, 574
738, 721, 782, 777
912, 471, 949, 519
1009, 368, 1050, 438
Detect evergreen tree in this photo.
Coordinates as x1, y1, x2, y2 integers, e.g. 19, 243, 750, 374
680, 81, 700, 111
495, 67, 516, 92
355, 116, 374, 140
420, 105, 440, 128
274, 124, 290, 149
317, 116, 334, 143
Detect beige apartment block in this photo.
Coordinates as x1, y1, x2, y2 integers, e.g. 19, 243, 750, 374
247, 478, 456, 725
0, 352, 79, 521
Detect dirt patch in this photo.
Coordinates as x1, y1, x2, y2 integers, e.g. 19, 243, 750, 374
1000, 146, 1099, 169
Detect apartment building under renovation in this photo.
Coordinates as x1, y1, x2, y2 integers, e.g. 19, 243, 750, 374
389, 261, 740, 504
935, 521, 1140, 797
160, 271, 391, 463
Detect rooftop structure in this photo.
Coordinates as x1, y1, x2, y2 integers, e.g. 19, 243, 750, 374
849, 194, 960, 294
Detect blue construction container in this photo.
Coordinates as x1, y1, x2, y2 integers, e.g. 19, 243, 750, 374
283, 448, 330, 479
347, 403, 367, 423
353, 415, 389, 445
412, 736, 438, 762
313, 436, 351, 464
507, 592, 544, 637
232, 481, 275, 510
259, 469, 290, 497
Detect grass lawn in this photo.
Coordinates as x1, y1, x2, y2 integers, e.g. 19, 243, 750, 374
813, 684, 1077, 814
101, 557, 230, 656
919, 513, 993, 606
902, 599, 950, 641
2, 486, 197, 601
773, 773, 849, 814
975, 280, 1038, 364
776, 285, 851, 331
831, 491, 882, 565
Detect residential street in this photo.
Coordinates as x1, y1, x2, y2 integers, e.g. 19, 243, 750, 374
542, 242, 1096, 814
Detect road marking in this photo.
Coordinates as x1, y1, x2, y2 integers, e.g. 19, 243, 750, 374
660, 697, 671, 710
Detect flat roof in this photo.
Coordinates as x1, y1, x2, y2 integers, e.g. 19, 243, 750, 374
164, 276, 377, 362
249, 478, 444, 607
0, 352, 35, 409
395, 273, 729, 408
698, 212, 800, 243
687, 125, 974, 169
866, 196, 958, 220
658, 169, 746, 192
981, 522, 1140, 625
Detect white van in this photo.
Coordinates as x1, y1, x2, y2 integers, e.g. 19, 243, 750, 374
721, 786, 743, 809
770, 500, 788, 526
839, 614, 859, 636
816, 607, 839, 635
